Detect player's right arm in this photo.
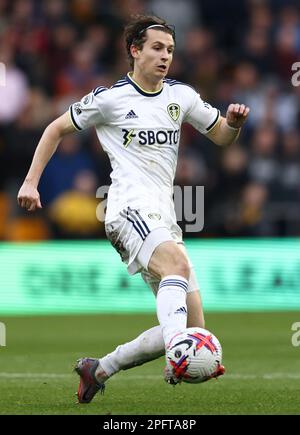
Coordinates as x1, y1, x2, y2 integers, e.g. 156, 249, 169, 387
18, 87, 109, 211
17, 111, 76, 212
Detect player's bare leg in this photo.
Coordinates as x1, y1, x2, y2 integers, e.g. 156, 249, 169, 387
186, 290, 205, 328
147, 240, 190, 345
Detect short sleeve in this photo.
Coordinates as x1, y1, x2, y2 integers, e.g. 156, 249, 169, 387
69, 87, 109, 131
184, 91, 220, 134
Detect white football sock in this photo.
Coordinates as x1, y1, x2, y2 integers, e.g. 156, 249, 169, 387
97, 325, 164, 378
156, 275, 188, 346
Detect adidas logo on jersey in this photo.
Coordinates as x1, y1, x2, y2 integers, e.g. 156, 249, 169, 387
125, 110, 138, 119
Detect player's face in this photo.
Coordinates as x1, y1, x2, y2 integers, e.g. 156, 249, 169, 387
134, 29, 174, 80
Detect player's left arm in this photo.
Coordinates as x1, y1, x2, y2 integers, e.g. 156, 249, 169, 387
205, 103, 250, 146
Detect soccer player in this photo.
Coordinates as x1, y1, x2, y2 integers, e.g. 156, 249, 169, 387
17, 15, 250, 403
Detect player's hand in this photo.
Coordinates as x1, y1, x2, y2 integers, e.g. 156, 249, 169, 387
17, 182, 42, 212
226, 104, 250, 129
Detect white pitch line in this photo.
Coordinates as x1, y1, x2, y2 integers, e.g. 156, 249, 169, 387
0, 373, 73, 379
0, 373, 300, 380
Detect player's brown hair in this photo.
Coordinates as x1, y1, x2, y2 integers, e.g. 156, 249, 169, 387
124, 15, 175, 68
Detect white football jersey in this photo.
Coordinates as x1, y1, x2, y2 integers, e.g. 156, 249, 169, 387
69, 73, 220, 221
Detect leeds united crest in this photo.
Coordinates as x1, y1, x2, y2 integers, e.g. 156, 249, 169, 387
167, 103, 180, 121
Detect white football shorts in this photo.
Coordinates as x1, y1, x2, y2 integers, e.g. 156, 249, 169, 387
105, 205, 199, 293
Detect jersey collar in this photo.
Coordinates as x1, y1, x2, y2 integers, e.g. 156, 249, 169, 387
126, 73, 163, 97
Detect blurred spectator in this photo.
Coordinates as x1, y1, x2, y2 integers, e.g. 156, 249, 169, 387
45, 23, 78, 86
247, 124, 280, 192
0, 191, 10, 239
181, 28, 220, 95
69, 0, 96, 24
0, 88, 53, 187
238, 182, 272, 236
273, 5, 300, 80
215, 182, 273, 237
0, 45, 29, 123
48, 169, 105, 239
5, 215, 51, 241
38, 134, 97, 206
148, 0, 200, 50
215, 144, 249, 203
279, 130, 300, 203
42, 0, 69, 25
235, 76, 299, 132
198, 0, 247, 50
112, 0, 146, 22
54, 40, 100, 96
241, 26, 274, 75
175, 151, 208, 188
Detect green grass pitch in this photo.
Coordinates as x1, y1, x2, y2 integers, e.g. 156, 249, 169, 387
0, 312, 300, 415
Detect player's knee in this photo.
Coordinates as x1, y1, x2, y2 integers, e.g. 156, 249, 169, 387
161, 255, 190, 279
149, 243, 190, 280
174, 258, 190, 279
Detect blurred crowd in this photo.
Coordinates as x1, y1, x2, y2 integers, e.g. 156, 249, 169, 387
0, 0, 299, 240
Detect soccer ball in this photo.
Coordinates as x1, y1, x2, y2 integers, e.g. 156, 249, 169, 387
166, 327, 224, 384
